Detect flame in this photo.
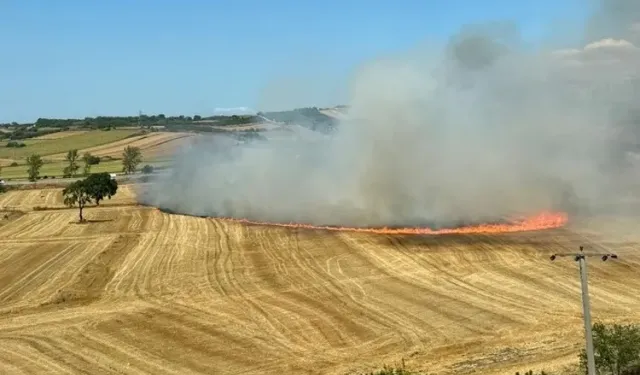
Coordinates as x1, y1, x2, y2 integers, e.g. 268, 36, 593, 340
212, 211, 569, 235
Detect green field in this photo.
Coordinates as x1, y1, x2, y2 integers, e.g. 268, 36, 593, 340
0, 130, 139, 159
0, 159, 173, 180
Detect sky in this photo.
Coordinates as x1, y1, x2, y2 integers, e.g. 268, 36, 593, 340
0, 0, 592, 123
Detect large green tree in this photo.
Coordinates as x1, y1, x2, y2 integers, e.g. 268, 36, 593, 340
84, 172, 118, 206
62, 180, 91, 222
62, 173, 119, 221
82, 152, 100, 175
580, 322, 640, 375
63, 149, 80, 177
26, 154, 43, 182
122, 146, 142, 174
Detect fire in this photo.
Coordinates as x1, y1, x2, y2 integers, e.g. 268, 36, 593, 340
214, 211, 569, 235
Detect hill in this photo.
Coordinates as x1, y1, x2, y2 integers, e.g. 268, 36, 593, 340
0, 105, 350, 180
0, 129, 183, 180
0, 185, 639, 374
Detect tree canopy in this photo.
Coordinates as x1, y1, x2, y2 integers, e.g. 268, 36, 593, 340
82, 152, 100, 175
63, 149, 80, 178
84, 172, 118, 206
581, 322, 640, 375
25, 154, 43, 182
62, 180, 92, 222
62, 173, 118, 221
122, 146, 142, 174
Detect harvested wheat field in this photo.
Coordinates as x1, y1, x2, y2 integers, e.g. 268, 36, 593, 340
0, 185, 137, 211
0, 188, 639, 375
33, 131, 90, 140
0, 158, 16, 167
47, 132, 193, 160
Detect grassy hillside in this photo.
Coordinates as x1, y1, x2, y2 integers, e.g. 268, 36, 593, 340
0, 130, 139, 159
0, 129, 181, 180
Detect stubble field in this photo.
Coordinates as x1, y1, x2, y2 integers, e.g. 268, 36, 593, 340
45, 132, 194, 161
0, 187, 639, 375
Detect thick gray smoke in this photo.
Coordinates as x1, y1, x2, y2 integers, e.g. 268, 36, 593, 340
139, 1, 640, 228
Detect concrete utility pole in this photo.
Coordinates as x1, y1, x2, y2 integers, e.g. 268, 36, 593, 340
550, 246, 618, 375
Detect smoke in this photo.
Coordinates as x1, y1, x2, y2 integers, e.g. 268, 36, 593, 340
138, 1, 640, 228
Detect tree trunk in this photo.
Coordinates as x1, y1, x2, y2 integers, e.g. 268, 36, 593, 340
79, 205, 84, 222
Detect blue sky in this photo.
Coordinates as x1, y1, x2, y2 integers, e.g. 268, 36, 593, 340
1, 1, 591, 123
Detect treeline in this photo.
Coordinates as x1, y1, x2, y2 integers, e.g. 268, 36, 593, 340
0, 126, 60, 141
1, 106, 345, 138
31, 114, 262, 129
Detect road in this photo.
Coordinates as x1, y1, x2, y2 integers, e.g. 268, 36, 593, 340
1, 170, 172, 187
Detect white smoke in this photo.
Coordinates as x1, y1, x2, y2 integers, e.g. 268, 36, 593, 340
138, 1, 640, 228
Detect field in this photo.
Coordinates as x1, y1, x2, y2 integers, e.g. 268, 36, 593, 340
0, 159, 173, 180
46, 132, 193, 161
33, 131, 90, 140
0, 130, 139, 159
0, 130, 190, 180
0, 186, 639, 374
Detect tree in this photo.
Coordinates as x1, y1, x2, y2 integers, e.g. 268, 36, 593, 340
82, 152, 92, 175
580, 322, 640, 375
83, 172, 118, 206
122, 146, 142, 174
6, 141, 25, 148
63, 149, 79, 177
141, 164, 154, 174
82, 152, 100, 175
62, 180, 91, 222
26, 154, 43, 182
62, 174, 118, 221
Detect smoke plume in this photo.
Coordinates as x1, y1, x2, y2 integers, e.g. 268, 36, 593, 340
138, 1, 640, 228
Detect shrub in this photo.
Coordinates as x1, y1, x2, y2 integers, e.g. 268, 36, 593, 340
580, 322, 640, 375
141, 164, 154, 174
86, 155, 100, 165
362, 366, 414, 375
6, 141, 25, 148
9, 162, 18, 167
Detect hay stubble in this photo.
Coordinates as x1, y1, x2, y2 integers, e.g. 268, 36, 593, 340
0, 189, 639, 374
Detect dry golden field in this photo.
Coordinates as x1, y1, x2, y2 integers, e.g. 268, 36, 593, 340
33, 131, 90, 140
0, 187, 639, 375
46, 132, 194, 161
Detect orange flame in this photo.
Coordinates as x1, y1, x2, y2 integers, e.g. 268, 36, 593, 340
213, 211, 569, 235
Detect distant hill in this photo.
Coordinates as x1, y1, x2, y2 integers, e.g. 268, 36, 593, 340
258, 107, 340, 134
0, 105, 349, 138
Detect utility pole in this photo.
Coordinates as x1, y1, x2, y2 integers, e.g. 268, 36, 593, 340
550, 246, 618, 375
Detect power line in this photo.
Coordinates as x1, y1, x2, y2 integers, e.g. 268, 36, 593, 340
550, 246, 618, 375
